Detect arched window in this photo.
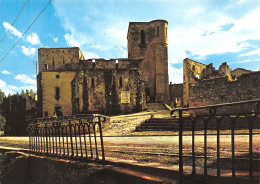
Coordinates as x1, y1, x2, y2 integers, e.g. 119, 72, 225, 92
141, 30, 145, 45
55, 87, 60, 100
157, 26, 159, 36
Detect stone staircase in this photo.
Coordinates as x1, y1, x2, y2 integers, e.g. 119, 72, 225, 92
136, 118, 205, 131
136, 118, 179, 131
146, 103, 168, 111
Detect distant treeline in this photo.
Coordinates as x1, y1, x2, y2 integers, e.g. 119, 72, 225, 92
0, 89, 37, 135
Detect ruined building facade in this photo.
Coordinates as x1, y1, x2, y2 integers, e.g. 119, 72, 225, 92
37, 48, 145, 117
37, 20, 169, 117
181, 58, 260, 110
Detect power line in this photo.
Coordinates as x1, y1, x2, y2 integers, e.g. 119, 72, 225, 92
0, 0, 52, 64
0, 0, 30, 44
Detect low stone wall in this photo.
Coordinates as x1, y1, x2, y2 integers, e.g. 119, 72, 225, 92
0, 151, 107, 184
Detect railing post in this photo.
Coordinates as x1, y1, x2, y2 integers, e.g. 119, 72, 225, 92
93, 123, 99, 160
69, 120, 74, 157
74, 124, 78, 157
191, 119, 196, 175
204, 119, 208, 178
88, 124, 93, 159
179, 110, 183, 184
82, 123, 88, 158
247, 115, 254, 184
78, 119, 83, 157
231, 117, 236, 183
58, 122, 61, 155
45, 123, 48, 155
98, 116, 105, 163
217, 118, 220, 179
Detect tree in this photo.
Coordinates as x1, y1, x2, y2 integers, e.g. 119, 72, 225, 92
0, 89, 6, 131
29, 89, 35, 98
21, 90, 25, 97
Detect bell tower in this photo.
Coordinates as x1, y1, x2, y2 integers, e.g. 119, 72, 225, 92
127, 20, 169, 103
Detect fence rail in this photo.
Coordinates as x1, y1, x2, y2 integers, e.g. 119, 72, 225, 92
171, 99, 260, 184
28, 115, 106, 162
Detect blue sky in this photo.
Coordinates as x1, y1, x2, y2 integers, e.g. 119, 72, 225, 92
0, 0, 260, 95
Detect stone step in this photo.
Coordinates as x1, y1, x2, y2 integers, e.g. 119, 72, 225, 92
146, 103, 167, 110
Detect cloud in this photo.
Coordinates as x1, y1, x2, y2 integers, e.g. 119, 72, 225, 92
0, 79, 18, 95
105, 28, 127, 46
0, 78, 36, 95
53, 37, 58, 43
14, 74, 36, 85
119, 47, 127, 58
3, 21, 22, 38
1, 70, 12, 75
21, 46, 37, 56
83, 52, 100, 59
168, 7, 260, 65
239, 48, 260, 57
238, 60, 250, 63
64, 33, 82, 47
26, 33, 41, 45
169, 66, 183, 84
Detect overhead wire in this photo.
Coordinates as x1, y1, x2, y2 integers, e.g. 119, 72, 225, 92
0, 0, 52, 64
0, 0, 30, 44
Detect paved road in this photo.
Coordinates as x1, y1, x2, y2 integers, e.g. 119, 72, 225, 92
1, 134, 259, 171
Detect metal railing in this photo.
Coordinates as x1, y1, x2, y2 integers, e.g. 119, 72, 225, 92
171, 99, 260, 184
28, 115, 106, 162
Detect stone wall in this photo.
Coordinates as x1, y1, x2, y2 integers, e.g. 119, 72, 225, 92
183, 58, 207, 106
38, 47, 84, 73
73, 68, 144, 115
38, 71, 76, 117
189, 71, 260, 113
0, 151, 108, 184
169, 83, 183, 107
37, 56, 145, 117
127, 20, 169, 102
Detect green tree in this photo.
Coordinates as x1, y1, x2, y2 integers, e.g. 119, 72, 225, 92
29, 89, 35, 97
21, 90, 25, 97
0, 89, 6, 131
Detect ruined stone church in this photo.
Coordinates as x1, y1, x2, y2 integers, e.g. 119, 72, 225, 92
37, 20, 169, 117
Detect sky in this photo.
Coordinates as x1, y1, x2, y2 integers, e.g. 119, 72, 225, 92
0, 0, 260, 95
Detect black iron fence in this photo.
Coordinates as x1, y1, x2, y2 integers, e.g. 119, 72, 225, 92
28, 115, 106, 162
171, 99, 260, 184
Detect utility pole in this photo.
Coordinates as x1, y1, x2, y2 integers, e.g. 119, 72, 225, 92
33, 60, 37, 77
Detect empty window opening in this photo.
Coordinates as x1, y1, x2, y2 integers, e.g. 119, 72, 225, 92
157, 26, 159, 36
92, 59, 96, 68
44, 64, 48, 70
91, 78, 95, 88
52, 57, 55, 69
141, 30, 145, 45
55, 87, 60, 100
119, 77, 123, 88
116, 59, 118, 63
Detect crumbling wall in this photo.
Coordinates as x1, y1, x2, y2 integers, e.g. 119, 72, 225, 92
189, 71, 260, 113
183, 58, 239, 107
183, 58, 207, 106
169, 83, 183, 107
